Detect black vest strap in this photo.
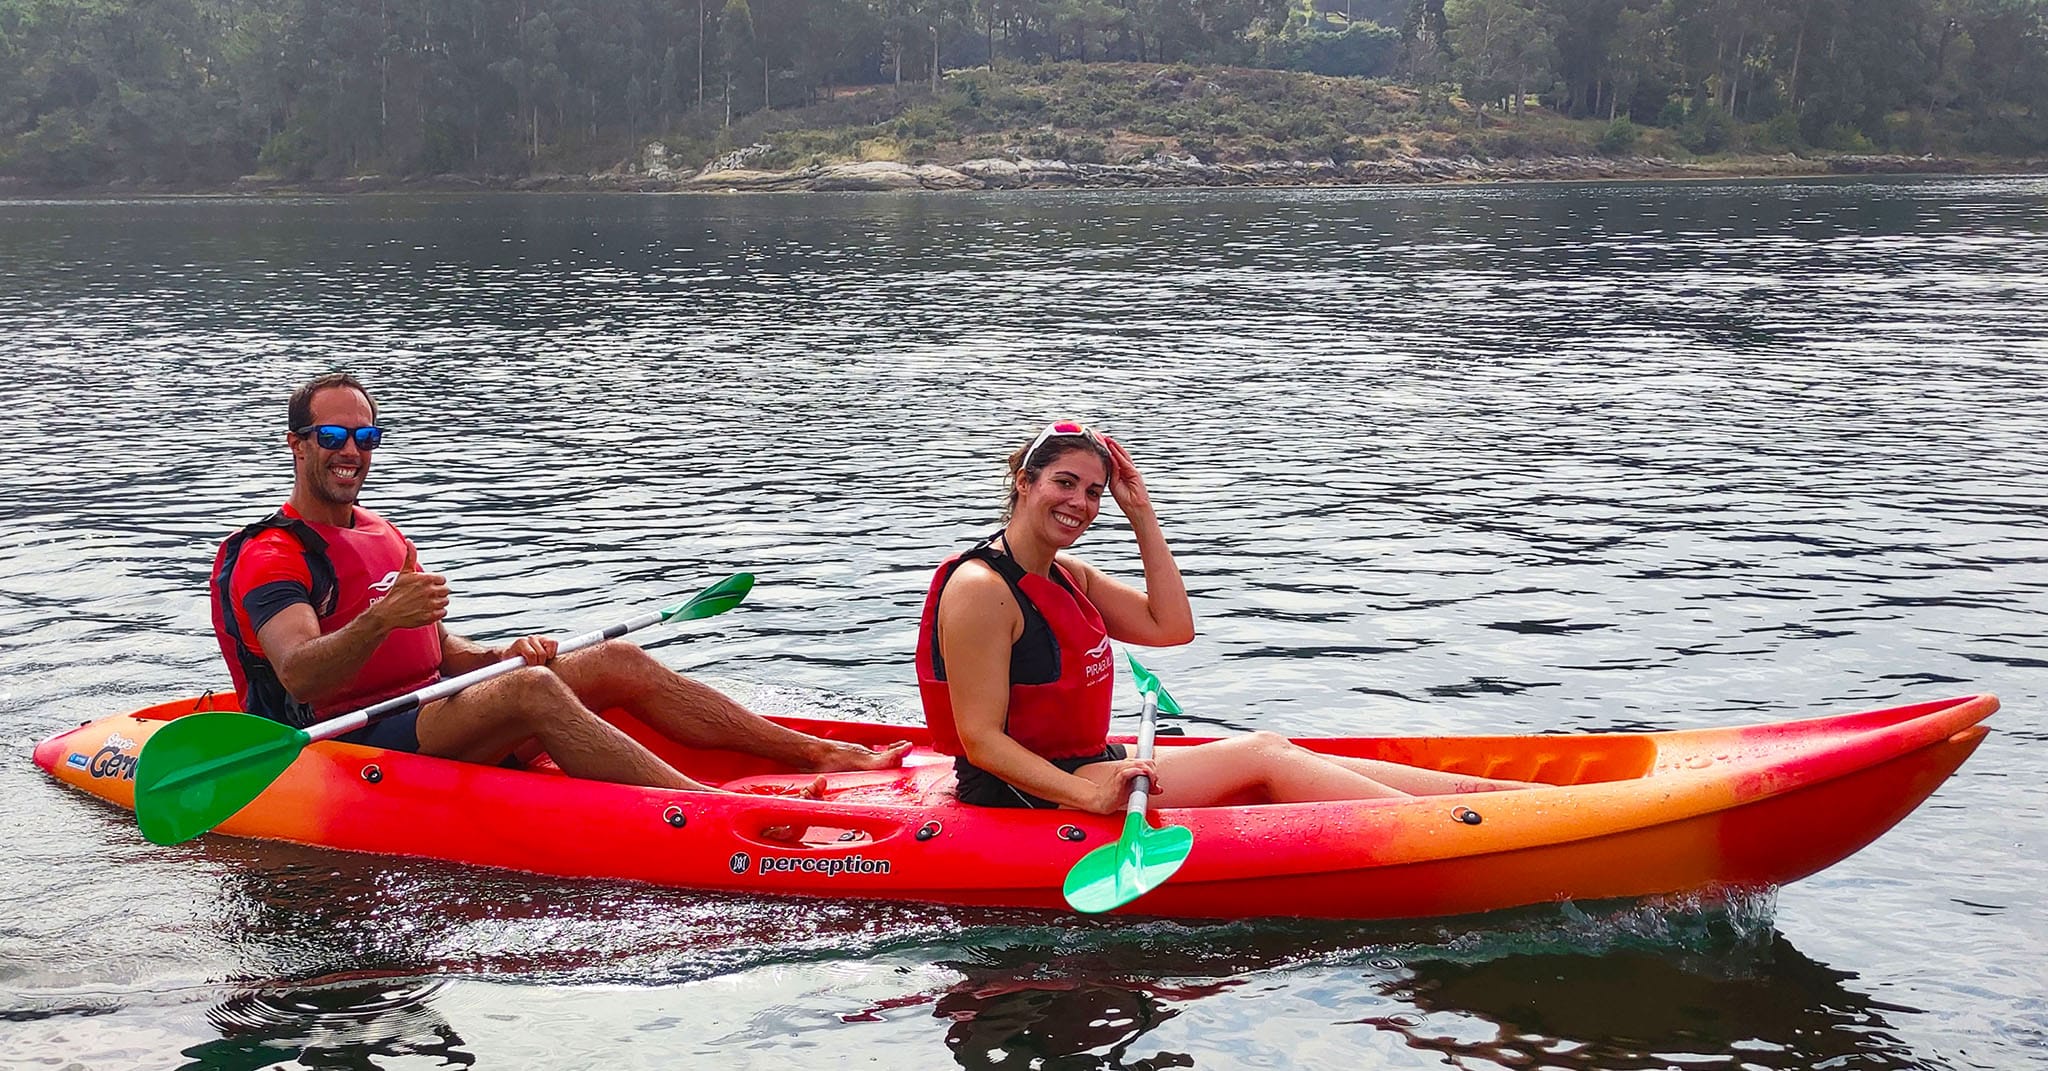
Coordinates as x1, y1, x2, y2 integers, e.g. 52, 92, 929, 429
215, 512, 339, 728
932, 532, 1064, 687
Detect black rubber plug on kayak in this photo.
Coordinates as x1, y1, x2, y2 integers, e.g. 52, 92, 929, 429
663, 806, 687, 828
916, 820, 942, 841
1453, 806, 1482, 825
360, 764, 382, 784
1057, 824, 1086, 842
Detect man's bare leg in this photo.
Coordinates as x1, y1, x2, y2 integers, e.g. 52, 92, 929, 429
545, 642, 911, 771
414, 665, 715, 791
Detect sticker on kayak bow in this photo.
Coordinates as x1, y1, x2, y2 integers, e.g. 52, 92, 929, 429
88, 733, 140, 781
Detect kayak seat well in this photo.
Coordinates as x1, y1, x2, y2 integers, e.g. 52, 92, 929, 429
719, 762, 956, 805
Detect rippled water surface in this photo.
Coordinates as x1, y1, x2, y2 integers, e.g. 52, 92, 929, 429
2, 179, 2045, 1069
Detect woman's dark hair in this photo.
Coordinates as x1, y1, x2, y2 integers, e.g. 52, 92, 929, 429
1004, 428, 1112, 519
287, 373, 377, 430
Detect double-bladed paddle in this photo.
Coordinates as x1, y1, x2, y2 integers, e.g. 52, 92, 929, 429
133, 572, 755, 847
1061, 651, 1196, 913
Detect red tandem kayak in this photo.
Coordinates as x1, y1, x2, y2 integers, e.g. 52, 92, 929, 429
33, 692, 1995, 920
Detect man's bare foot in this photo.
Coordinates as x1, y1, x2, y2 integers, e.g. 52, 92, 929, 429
811, 739, 913, 773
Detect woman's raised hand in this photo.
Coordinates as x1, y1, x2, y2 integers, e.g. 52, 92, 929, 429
1104, 435, 1154, 518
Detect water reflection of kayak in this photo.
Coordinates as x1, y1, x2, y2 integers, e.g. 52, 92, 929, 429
34, 692, 1994, 921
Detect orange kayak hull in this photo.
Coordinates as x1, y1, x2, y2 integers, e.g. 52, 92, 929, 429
33, 692, 1994, 920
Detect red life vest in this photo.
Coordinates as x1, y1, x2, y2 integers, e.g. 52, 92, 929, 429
916, 538, 1115, 759
211, 504, 443, 724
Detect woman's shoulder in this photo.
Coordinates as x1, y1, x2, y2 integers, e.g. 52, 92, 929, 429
942, 556, 1013, 600
1051, 553, 1099, 592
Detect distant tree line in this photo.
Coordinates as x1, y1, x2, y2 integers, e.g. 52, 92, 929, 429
1, 0, 2042, 185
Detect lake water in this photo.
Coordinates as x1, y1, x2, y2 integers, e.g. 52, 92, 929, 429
2, 178, 2044, 1069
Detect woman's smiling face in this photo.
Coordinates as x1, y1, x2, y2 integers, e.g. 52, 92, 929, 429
1016, 445, 1108, 547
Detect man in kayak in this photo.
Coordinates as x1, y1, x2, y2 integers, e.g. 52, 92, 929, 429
212, 372, 908, 791
916, 421, 1538, 812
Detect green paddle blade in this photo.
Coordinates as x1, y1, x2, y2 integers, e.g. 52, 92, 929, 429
1062, 810, 1195, 913
1059, 648, 1195, 911
134, 712, 311, 846
662, 572, 755, 622
1124, 651, 1183, 716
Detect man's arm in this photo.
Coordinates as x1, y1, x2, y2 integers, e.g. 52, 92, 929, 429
439, 627, 507, 676
253, 570, 449, 708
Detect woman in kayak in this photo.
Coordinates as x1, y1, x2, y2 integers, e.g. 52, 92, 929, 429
916, 422, 1538, 813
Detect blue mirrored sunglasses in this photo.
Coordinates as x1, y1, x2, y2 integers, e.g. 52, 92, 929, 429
295, 424, 383, 451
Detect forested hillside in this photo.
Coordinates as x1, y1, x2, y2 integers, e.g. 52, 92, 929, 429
2, 0, 2044, 187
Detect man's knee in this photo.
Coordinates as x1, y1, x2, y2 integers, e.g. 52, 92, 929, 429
563, 639, 659, 677
493, 664, 578, 721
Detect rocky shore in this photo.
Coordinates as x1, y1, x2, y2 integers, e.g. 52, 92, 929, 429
678, 153, 1697, 192
1, 151, 2020, 198
464, 149, 2007, 193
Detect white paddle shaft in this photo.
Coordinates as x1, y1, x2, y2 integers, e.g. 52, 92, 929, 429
305, 609, 665, 744
1125, 689, 1161, 815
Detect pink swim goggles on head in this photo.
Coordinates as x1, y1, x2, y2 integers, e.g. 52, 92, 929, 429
1023, 420, 1105, 461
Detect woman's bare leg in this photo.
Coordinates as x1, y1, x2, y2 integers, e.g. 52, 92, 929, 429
1320, 755, 1544, 794
1077, 732, 1414, 806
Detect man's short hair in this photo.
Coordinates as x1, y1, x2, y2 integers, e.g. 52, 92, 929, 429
287, 373, 377, 430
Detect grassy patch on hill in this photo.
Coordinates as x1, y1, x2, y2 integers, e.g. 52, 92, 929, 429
664, 62, 1690, 173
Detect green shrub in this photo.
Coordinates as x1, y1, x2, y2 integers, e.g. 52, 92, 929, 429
8, 112, 113, 186
1242, 135, 1283, 159
1065, 135, 1107, 163
1818, 122, 1875, 152
959, 75, 987, 108
1677, 106, 1735, 153
1292, 133, 1356, 162
257, 125, 318, 179
1597, 119, 1639, 154
1178, 134, 1218, 160
1757, 112, 1803, 151
986, 86, 1041, 114
1879, 111, 1934, 153
1479, 131, 1531, 158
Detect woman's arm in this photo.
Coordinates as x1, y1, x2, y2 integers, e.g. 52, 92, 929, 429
1064, 436, 1194, 647
939, 563, 1133, 811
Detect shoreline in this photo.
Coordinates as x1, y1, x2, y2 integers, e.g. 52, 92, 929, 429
3, 152, 2039, 198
